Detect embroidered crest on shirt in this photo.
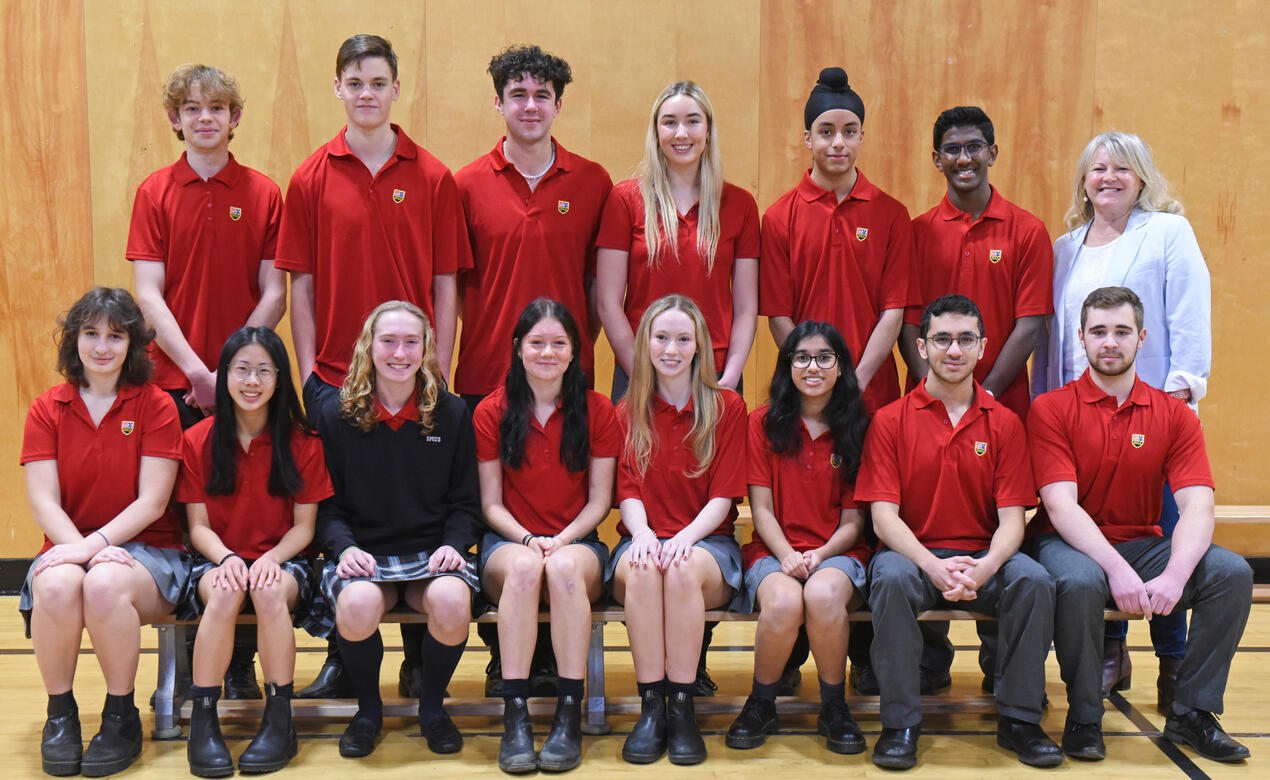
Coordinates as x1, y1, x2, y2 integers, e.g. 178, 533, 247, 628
974, 441, 988, 456
558, 200, 570, 215
855, 227, 869, 241
1131, 433, 1145, 448
121, 420, 136, 436
229, 206, 242, 221
989, 249, 1002, 263
393, 189, 406, 204
829, 453, 842, 469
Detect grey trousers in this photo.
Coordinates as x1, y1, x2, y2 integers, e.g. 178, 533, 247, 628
868, 548, 1055, 728
1035, 533, 1252, 724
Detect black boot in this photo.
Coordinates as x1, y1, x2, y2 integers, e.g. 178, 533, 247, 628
41, 693, 82, 777
186, 688, 233, 778
621, 689, 666, 764
666, 691, 707, 765
82, 693, 143, 777
298, 638, 352, 698
238, 682, 298, 774
1157, 656, 1182, 715
498, 697, 537, 773
538, 694, 583, 772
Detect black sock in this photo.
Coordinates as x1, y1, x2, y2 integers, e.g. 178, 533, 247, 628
668, 680, 696, 698
104, 691, 137, 715
557, 677, 584, 699
637, 679, 666, 698
47, 691, 76, 717
751, 678, 780, 701
819, 678, 846, 705
401, 623, 426, 667
502, 677, 531, 700
419, 629, 466, 723
190, 685, 220, 701
337, 629, 384, 724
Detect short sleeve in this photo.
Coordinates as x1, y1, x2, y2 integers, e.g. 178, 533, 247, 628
125, 183, 167, 263
706, 392, 749, 500
472, 395, 503, 462
139, 389, 183, 460
1163, 403, 1215, 491
292, 431, 335, 504
878, 204, 916, 311
176, 429, 209, 504
992, 408, 1036, 508
20, 394, 59, 465
274, 170, 315, 274
595, 182, 638, 252
746, 409, 773, 488
853, 409, 901, 504
431, 168, 474, 274
734, 188, 761, 258
1014, 215, 1054, 317
758, 200, 793, 317
588, 394, 622, 459
1027, 392, 1078, 489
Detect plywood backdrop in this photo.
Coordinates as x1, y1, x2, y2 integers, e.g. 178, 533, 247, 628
1, 0, 1265, 555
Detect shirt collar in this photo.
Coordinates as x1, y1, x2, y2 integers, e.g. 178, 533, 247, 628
50, 381, 142, 404
935, 185, 1004, 222
911, 376, 994, 412
328, 124, 418, 162
1074, 369, 1153, 408
795, 167, 876, 204
489, 136, 575, 174
174, 152, 243, 188
374, 392, 421, 430
652, 392, 695, 417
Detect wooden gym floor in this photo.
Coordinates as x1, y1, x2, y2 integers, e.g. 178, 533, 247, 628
0, 596, 1263, 778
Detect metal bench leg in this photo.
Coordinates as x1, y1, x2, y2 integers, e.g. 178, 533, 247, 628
582, 620, 610, 735
152, 624, 187, 738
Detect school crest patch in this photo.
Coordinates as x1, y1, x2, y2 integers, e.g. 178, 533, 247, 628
558, 200, 570, 214
989, 249, 1002, 263
855, 227, 869, 241
829, 453, 843, 469
229, 206, 242, 221
393, 189, 406, 203
1131, 433, 1145, 448
121, 420, 135, 436
974, 441, 988, 457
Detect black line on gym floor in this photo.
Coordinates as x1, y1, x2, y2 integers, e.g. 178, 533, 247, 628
1108, 690, 1210, 780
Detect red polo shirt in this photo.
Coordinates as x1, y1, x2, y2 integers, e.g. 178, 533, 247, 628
473, 387, 621, 535
615, 390, 748, 537
908, 188, 1053, 418
126, 154, 282, 390
21, 382, 184, 553
275, 125, 473, 386
454, 139, 612, 395
177, 417, 333, 558
1028, 371, 1214, 544
741, 405, 870, 569
760, 170, 916, 412
596, 179, 760, 373
854, 378, 1035, 551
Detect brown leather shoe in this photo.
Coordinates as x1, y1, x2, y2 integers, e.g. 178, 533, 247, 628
1157, 656, 1182, 714
1101, 637, 1131, 696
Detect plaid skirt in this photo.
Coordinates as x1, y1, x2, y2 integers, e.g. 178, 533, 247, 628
306, 550, 480, 638
182, 554, 318, 633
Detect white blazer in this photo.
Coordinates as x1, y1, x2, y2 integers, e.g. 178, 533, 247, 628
1035, 209, 1210, 404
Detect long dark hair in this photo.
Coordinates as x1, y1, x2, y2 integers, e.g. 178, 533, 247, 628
205, 327, 312, 497
57, 287, 154, 389
500, 299, 589, 472
764, 321, 870, 482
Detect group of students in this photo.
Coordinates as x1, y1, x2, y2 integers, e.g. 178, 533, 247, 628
17, 30, 1251, 779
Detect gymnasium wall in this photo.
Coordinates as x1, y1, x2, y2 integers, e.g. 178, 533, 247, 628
2, 0, 1265, 556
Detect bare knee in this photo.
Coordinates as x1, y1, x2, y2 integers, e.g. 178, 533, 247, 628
760, 582, 805, 631
202, 585, 248, 620
31, 566, 86, 614
663, 558, 705, 594
503, 549, 545, 596
803, 574, 850, 617
248, 581, 291, 619
335, 584, 384, 639
81, 563, 136, 617
425, 579, 472, 634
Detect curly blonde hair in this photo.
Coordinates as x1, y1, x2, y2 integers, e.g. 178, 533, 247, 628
162, 63, 243, 141
339, 301, 444, 434
1064, 131, 1184, 230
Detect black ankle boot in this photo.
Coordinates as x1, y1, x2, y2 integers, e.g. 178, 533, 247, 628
538, 694, 582, 771
224, 657, 263, 700
238, 682, 298, 774
498, 697, 537, 773
41, 698, 82, 777
187, 690, 233, 778
82, 695, 143, 778
666, 691, 707, 765
621, 689, 666, 764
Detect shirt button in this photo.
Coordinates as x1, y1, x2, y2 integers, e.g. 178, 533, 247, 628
963, 250, 971, 256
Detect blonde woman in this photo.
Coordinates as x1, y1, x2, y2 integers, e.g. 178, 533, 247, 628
596, 81, 759, 398
312, 301, 481, 758
609, 295, 748, 765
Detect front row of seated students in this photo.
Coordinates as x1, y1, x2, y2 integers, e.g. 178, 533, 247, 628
20, 286, 1251, 776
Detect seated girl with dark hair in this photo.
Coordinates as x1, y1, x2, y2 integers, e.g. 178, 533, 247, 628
313, 301, 482, 759
179, 327, 332, 776
725, 321, 872, 756
474, 299, 621, 773
20, 287, 188, 777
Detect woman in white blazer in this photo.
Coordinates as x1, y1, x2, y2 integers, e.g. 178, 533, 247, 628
1035, 130, 1210, 716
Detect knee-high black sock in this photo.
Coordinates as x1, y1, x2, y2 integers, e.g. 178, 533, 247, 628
401, 623, 426, 666
418, 628, 466, 723
337, 629, 384, 724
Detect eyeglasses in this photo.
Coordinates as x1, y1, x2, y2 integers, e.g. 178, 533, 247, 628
924, 333, 982, 351
938, 140, 988, 159
228, 363, 277, 382
791, 351, 838, 369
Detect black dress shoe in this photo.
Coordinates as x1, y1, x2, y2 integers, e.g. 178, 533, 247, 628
1156, 656, 1182, 715
1061, 717, 1105, 760
817, 699, 865, 755
666, 691, 707, 765
338, 715, 382, 758
82, 709, 143, 777
224, 658, 263, 700
918, 667, 952, 695
538, 694, 583, 772
298, 660, 353, 699
1101, 637, 1131, 695
399, 658, 424, 698
1163, 709, 1251, 762
849, 663, 879, 696
498, 697, 537, 772
872, 725, 920, 770
621, 690, 666, 764
996, 716, 1064, 767
41, 710, 82, 776
725, 695, 778, 749
422, 711, 463, 754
